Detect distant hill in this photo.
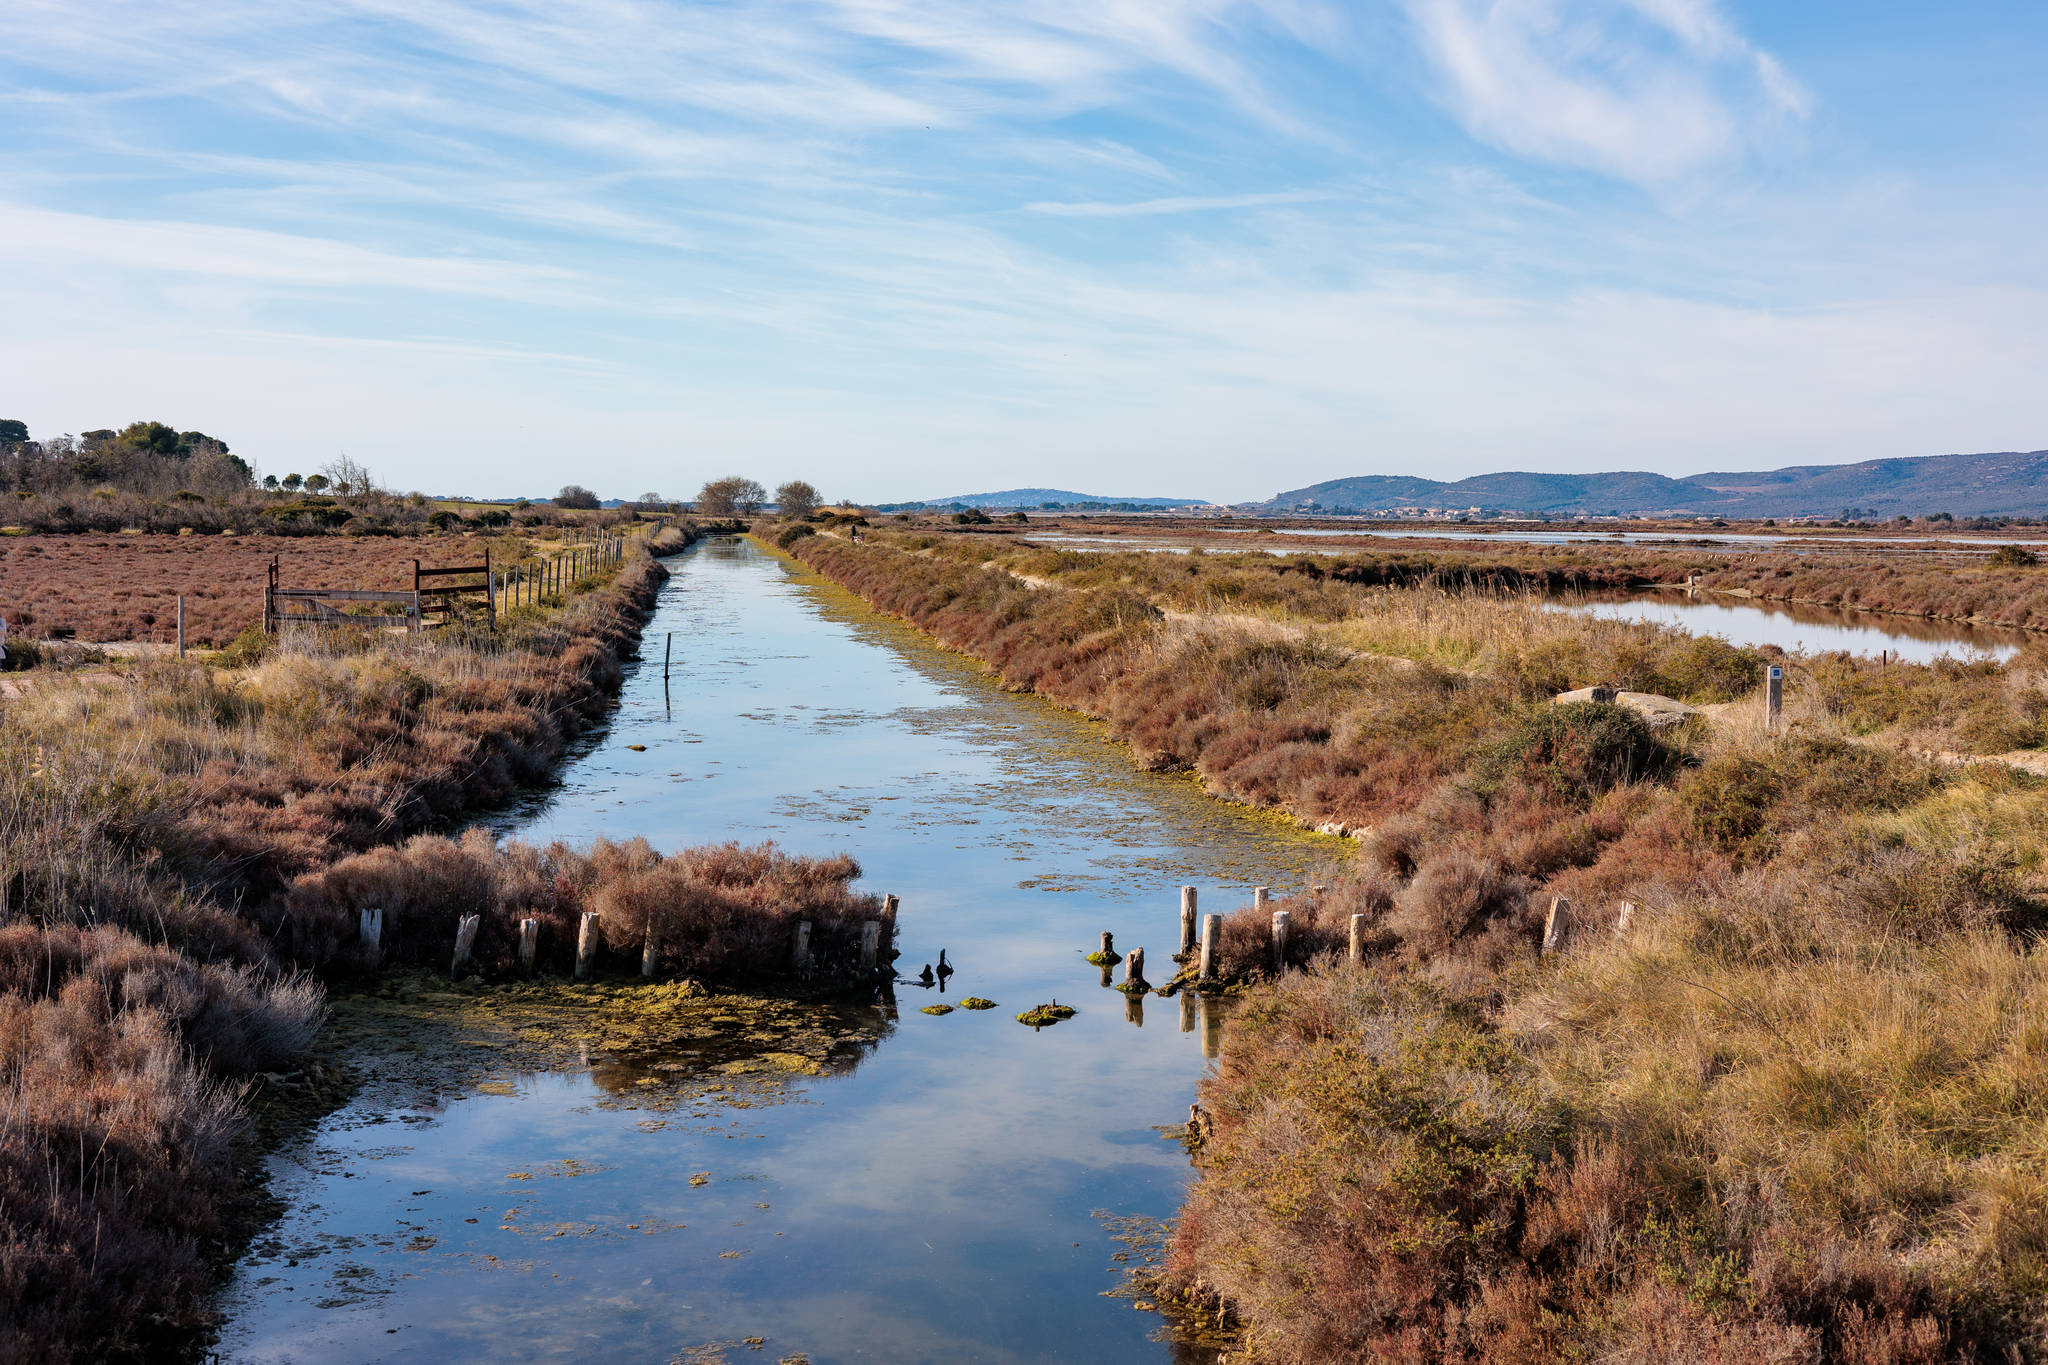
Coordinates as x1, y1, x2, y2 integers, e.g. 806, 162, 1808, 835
1255, 450, 2048, 519
877, 487, 1209, 511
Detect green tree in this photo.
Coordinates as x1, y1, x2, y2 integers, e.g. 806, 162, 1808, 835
282, 473, 303, 492
0, 420, 27, 445
775, 479, 821, 518
263, 475, 280, 491
117, 421, 184, 457
304, 474, 331, 494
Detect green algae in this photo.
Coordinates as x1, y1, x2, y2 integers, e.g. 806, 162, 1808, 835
920, 1004, 954, 1016
957, 997, 997, 1010
1016, 1002, 1077, 1028
1084, 950, 1121, 967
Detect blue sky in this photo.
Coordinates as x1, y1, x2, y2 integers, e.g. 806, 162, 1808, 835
4, 0, 2044, 503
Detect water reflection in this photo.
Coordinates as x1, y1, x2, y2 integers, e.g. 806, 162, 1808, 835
1551, 590, 2027, 663
218, 537, 1332, 1365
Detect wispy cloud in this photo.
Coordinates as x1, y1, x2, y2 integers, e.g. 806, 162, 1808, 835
1397, 0, 1809, 184
1024, 189, 1333, 216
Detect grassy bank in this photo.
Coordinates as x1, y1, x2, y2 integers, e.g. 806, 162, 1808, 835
783, 527, 2048, 1359
0, 524, 886, 1362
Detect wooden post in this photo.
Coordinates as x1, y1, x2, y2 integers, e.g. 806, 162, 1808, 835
1199, 913, 1221, 981
1311, 883, 1326, 906
1179, 886, 1197, 954
1271, 909, 1290, 966
359, 906, 382, 963
575, 911, 599, 979
451, 913, 480, 976
1766, 664, 1783, 732
793, 919, 812, 972
518, 917, 539, 973
883, 893, 899, 920
1349, 913, 1367, 964
641, 923, 659, 977
176, 594, 185, 657
485, 547, 494, 624
860, 920, 881, 969
1124, 946, 1146, 991
1542, 896, 1571, 955
1253, 886, 1269, 910
1099, 930, 1115, 960
1615, 900, 1636, 935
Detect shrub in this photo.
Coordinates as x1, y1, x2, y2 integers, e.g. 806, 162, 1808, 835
1474, 702, 1681, 807
776, 522, 817, 549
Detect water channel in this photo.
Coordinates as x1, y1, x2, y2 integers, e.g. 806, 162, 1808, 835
1548, 590, 2028, 663
215, 536, 1338, 1364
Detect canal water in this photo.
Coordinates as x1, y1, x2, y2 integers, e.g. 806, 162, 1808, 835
214, 537, 1337, 1364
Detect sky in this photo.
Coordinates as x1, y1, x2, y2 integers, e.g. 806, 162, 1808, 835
4, 1, 2046, 504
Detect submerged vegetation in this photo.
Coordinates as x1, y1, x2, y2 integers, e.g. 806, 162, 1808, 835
785, 524, 2048, 1359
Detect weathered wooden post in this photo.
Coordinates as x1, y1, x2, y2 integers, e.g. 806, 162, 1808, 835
1179, 886, 1198, 953
359, 906, 383, 964
518, 917, 539, 973
1311, 883, 1326, 906
1271, 909, 1290, 967
860, 920, 881, 970
793, 919, 812, 972
176, 595, 186, 658
1349, 913, 1367, 964
1199, 913, 1221, 981
883, 893, 899, 919
1542, 896, 1571, 955
450, 913, 480, 976
1614, 900, 1636, 935
575, 912, 599, 979
641, 923, 659, 978
1253, 886, 1269, 910
1124, 946, 1147, 991
1766, 664, 1783, 732
1098, 930, 1116, 960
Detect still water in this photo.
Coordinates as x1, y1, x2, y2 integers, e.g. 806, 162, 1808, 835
1550, 590, 2027, 664
215, 537, 1336, 1364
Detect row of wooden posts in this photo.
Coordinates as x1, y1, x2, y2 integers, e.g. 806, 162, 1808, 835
489, 528, 634, 614
1104, 885, 1633, 991
353, 890, 900, 980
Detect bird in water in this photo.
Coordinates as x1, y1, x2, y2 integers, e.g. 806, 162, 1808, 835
915, 963, 935, 988
935, 948, 953, 983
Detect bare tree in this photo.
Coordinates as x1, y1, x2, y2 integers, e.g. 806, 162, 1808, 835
696, 476, 767, 516
322, 453, 377, 499
556, 484, 601, 509
775, 479, 821, 518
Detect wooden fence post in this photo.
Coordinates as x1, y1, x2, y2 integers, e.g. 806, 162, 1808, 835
642, 924, 659, 978
575, 912, 599, 979
451, 913, 479, 976
1614, 900, 1636, 935
1179, 886, 1198, 953
518, 917, 539, 974
359, 906, 382, 964
1199, 913, 1221, 981
1271, 909, 1290, 967
1349, 913, 1367, 964
793, 919, 812, 972
860, 920, 881, 969
1542, 896, 1571, 955
1253, 886, 1269, 910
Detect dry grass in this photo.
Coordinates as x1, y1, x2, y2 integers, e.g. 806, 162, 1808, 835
791, 527, 2048, 1359
278, 830, 890, 983
0, 528, 717, 1360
